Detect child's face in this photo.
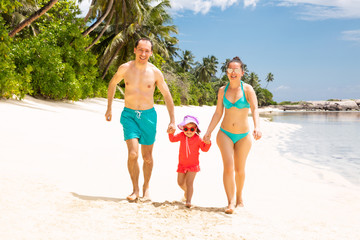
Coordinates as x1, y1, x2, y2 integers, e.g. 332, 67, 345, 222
183, 123, 197, 138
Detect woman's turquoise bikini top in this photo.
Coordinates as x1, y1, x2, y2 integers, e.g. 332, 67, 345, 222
223, 81, 250, 109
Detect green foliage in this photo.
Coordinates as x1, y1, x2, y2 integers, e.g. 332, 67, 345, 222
0, 0, 21, 13
0, 12, 32, 99
6, 0, 106, 100
257, 88, 276, 106
278, 101, 300, 105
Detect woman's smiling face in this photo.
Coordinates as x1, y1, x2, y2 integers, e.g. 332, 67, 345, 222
227, 62, 243, 81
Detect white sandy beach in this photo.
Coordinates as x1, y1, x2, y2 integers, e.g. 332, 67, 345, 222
1, 96, 360, 240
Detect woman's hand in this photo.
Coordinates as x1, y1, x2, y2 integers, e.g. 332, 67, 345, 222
253, 128, 262, 140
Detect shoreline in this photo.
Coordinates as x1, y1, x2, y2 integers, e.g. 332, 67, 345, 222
1, 96, 360, 239
260, 99, 360, 112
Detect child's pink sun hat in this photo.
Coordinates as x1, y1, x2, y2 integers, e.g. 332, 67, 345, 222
177, 115, 201, 132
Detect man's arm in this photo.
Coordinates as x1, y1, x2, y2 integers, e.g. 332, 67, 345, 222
155, 69, 175, 132
105, 65, 126, 121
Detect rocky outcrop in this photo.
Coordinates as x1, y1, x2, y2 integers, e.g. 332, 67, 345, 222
272, 99, 360, 111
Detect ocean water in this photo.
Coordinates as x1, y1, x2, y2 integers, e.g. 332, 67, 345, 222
261, 111, 360, 186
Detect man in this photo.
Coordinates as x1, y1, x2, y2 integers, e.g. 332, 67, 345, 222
105, 38, 175, 201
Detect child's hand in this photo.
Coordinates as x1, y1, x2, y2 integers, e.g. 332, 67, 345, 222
203, 133, 211, 144
168, 128, 175, 134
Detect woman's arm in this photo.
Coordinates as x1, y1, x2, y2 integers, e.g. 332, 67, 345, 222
203, 87, 225, 143
245, 84, 262, 140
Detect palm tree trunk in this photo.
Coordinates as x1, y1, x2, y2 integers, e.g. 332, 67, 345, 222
82, 0, 114, 36
83, 0, 96, 23
101, 42, 125, 79
8, 0, 58, 38
85, 9, 114, 51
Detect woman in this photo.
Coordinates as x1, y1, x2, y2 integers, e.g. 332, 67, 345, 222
203, 56, 262, 214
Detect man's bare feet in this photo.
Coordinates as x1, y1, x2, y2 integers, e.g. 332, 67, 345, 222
185, 202, 192, 208
126, 192, 139, 202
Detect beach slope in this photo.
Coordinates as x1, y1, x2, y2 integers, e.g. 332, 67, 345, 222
1, 97, 359, 240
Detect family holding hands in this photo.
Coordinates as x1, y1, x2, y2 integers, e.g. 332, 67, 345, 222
105, 38, 262, 214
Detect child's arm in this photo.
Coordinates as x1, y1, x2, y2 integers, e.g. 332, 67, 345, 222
168, 132, 182, 142
199, 138, 211, 152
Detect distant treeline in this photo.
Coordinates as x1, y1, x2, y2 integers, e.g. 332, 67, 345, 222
1, 0, 276, 106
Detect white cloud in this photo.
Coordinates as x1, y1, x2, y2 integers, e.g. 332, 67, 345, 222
275, 0, 360, 20
342, 29, 360, 42
76, 0, 91, 17
170, 0, 258, 14
276, 85, 290, 90
244, 0, 258, 8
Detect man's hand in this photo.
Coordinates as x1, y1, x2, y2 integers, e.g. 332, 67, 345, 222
167, 122, 176, 134
105, 109, 112, 121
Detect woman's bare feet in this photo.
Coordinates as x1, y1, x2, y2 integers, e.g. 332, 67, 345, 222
142, 188, 151, 201
185, 202, 192, 208
126, 192, 139, 201
225, 203, 236, 214
236, 197, 244, 207
236, 202, 244, 207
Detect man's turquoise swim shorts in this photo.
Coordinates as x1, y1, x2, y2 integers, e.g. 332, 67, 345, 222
120, 107, 157, 145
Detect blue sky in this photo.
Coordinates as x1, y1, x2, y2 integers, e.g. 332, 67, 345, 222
78, 0, 360, 102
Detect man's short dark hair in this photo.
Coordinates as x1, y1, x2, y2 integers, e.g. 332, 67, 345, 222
135, 37, 153, 51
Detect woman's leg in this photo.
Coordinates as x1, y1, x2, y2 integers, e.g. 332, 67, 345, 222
216, 130, 236, 213
185, 172, 197, 208
234, 134, 252, 207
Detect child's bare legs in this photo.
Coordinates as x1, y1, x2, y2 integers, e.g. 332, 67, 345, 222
177, 173, 187, 200
184, 172, 197, 207
177, 171, 197, 207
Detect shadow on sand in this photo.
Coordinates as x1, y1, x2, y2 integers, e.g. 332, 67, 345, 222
71, 192, 127, 202
152, 200, 225, 214
71, 192, 226, 214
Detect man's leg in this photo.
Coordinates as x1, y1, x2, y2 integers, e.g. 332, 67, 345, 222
141, 144, 154, 199
126, 138, 140, 201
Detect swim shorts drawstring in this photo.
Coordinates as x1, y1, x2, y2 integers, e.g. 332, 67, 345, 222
135, 110, 142, 119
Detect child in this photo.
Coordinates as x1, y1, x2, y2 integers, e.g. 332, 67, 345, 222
168, 115, 211, 208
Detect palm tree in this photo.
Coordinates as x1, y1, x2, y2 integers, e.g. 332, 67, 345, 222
85, 8, 115, 50
2, 0, 39, 37
8, 0, 58, 38
98, 0, 178, 78
248, 72, 260, 88
195, 55, 218, 83
265, 72, 274, 88
220, 58, 230, 74
82, 0, 114, 36
177, 50, 194, 72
